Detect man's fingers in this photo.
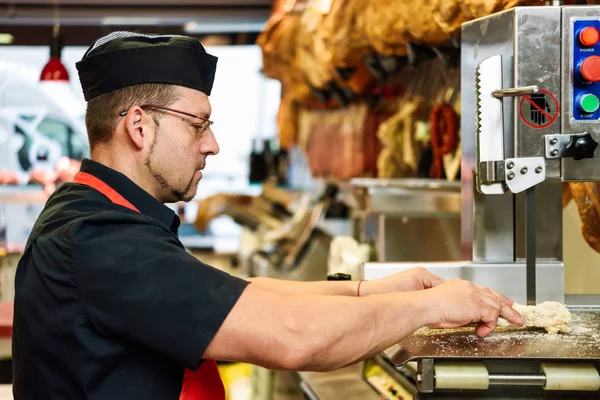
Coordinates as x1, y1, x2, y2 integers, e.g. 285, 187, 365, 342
477, 288, 524, 332
500, 304, 525, 326
474, 301, 500, 337
475, 284, 513, 306
478, 291, 502, 314
476, 322, 495, 337
425, 273, 445, 288
480, 302, 501, 320
490, 289, 513, 306
412, 267, 445, 289
475, 288, 504, 329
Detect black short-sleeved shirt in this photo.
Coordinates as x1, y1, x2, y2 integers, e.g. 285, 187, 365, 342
12, 159, 249, 400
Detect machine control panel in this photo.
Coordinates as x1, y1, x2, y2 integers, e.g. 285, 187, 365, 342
573, 19, 600, 121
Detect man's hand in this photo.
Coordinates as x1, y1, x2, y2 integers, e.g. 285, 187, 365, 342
420, 278, 525, 337
361, 267, 445, 296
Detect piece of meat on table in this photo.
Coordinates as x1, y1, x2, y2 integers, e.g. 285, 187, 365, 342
498, 301, 571, 334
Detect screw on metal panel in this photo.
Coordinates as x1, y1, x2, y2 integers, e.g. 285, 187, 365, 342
507, 161, 515, 169
507, 172, 515, 180
535, 166, 543, 173
417, 374, 422, 382
521, 167, 528, 174
550, 137, 558, 145
551, 149, 559, 156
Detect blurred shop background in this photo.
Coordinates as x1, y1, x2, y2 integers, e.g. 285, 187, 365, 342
0, 1, 286, 399
5, 1, 600, 400
0, 0, 284, 257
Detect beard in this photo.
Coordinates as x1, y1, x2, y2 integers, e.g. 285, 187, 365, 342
144, 133, 198, 203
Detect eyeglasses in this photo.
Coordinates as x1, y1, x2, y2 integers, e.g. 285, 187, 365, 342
119, 104, 214, 133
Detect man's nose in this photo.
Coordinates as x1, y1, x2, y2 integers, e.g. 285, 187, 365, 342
201, 128, 219, 156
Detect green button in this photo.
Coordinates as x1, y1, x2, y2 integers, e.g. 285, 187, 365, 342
580, 94, 600, 113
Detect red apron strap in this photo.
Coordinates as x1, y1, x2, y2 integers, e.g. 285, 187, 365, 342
74, 170, 225, 400
74, 172, 140, 213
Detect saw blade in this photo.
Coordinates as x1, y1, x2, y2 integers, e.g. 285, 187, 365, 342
475, 55, 505, 195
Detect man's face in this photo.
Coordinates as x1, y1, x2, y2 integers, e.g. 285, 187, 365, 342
144, 86, 219, 203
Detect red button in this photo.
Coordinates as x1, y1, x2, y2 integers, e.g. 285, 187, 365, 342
581, 56, 600, 82
580, 27, 600, 47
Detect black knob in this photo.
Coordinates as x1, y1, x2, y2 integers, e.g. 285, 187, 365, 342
564, 132, 598, 160
574, 137, 593, 159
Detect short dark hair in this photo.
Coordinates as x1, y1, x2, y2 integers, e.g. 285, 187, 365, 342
85, 83, 180, 150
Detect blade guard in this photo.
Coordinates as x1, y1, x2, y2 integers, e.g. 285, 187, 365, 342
476, 55, 505, 195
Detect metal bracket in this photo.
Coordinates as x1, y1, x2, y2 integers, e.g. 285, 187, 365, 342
504, 157, 546, 193
545, 133, 598, 160
479, 158, 545, 193
545, 134, 574, 159
479, 161, 505, 184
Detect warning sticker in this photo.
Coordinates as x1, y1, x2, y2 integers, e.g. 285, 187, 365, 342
519, 89, 559, 129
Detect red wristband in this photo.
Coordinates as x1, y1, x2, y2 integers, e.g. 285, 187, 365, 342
357, 280, 365, 297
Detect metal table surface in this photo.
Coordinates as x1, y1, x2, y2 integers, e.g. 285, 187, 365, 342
385, 308, 600, 365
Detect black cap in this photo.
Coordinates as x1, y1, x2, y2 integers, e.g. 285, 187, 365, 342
76, 31, 218, 101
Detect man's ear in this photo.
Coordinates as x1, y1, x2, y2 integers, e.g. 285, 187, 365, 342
123, 106, 150, 150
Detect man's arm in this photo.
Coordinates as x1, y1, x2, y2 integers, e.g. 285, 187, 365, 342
203, 284, 426, 371
246, 277, 359, 296
246, 267, 445, 297
203, 279, 525, 372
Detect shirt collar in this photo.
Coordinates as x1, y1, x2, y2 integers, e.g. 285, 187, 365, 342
79, 158, 181, 234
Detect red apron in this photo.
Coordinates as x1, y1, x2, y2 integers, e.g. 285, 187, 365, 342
74, 171, 226, 400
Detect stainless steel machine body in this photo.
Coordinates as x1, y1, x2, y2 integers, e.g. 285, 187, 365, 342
361, 5, 600, 398
364, 261, 564, 305
463, 3, 600, 297
340, 178, 462, 264
363, 3, 600, 315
